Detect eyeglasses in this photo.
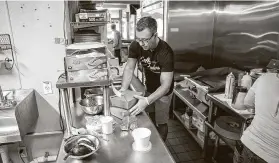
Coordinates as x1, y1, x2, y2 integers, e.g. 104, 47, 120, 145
135, 33, 156, 44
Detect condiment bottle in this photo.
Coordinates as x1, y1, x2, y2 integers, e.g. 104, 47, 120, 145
225, 72, 235, 99
241, 72, 252, 90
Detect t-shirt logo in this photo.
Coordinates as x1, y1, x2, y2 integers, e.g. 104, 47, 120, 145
139, 56, 160, 73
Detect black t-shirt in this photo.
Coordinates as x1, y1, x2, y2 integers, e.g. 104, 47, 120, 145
129, 39, 174, 96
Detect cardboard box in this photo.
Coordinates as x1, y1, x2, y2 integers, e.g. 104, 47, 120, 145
110, 107, 128, 120
77, 12, 107, 22
110, 90, 143, 110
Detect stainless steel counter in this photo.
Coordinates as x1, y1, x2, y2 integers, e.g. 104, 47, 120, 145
56, 76, 175, 163
56, 112, 175, 163
207, 93, 254, 121
0, 89, 38, 144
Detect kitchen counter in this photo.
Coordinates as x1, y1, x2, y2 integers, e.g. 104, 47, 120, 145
0, 89, 38, 144
56, 76, 175, 163
56, 112, 175, 163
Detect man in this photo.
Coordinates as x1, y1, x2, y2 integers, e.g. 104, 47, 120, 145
111, 24, 122, 65
234, 71, 279, 163
120, 17, 174, 141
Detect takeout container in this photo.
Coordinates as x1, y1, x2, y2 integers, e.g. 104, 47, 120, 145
132, 128, 151, 150
109, 90, 142, 110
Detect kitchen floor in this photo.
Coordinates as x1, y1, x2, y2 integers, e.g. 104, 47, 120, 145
166, 119, 207, 163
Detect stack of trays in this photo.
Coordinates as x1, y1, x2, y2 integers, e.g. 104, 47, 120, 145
74, 30, 101, 43
66, 42, 106, 56
65, 42, 109, 83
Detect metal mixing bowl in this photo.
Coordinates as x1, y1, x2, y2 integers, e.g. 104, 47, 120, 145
79, 95, 103, 115
64, 135, 100, 160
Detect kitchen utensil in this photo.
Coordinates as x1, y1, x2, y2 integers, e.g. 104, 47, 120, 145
64, 135, 100, 160
64, 137, 90, 160
79, 96, 103, 115
77, 137, 96, 151
79, 142, 96, 151
63, 147, 74, 160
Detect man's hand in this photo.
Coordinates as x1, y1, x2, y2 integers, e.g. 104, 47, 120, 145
119, 87, 127, 95
129, 95, 149, 116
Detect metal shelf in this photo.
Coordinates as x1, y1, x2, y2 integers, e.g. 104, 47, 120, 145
56, 77, 112, 89
71, 22, 107, 29
173, 110, 204, 149
174, 88, 207, 120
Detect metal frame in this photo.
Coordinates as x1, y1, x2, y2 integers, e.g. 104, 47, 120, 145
204, 94, 254, 162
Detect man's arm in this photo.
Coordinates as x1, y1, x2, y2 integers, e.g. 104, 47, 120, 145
244, 89, 255, 108
147, 71, 173, 104
120, 58, 137, 91
129, 71, 173, 116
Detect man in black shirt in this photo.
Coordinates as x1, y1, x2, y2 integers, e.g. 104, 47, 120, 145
120, 17, 174, 141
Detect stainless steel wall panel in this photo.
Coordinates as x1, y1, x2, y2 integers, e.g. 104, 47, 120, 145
213, 1, 279, 69
167, 1, 215, 71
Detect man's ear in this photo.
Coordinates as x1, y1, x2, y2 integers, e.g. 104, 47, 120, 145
154, 32, 158, 37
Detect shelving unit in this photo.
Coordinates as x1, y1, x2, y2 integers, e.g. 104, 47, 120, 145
174, 88, 208, 119
172, 87, 209, 149
173, 110, 204, 148
56, 76, 112, 89
56, 76, 111, 137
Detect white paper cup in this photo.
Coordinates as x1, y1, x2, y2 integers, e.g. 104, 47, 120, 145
100, 116, 113, 134
132, 128, 151, 150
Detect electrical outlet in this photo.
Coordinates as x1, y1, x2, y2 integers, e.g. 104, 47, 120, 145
43, 81, 53, 94
54, 38, 60, 44
18, 147, 27, 158
54, 38, 67, 45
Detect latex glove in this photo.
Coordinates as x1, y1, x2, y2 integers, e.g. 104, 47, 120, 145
129, 95, 149, 116
119, 87, 127, 95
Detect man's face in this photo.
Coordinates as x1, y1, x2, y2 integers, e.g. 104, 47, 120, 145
136, 28, 156, 51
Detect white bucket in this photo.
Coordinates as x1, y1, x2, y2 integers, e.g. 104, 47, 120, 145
132, 128, 151, 150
